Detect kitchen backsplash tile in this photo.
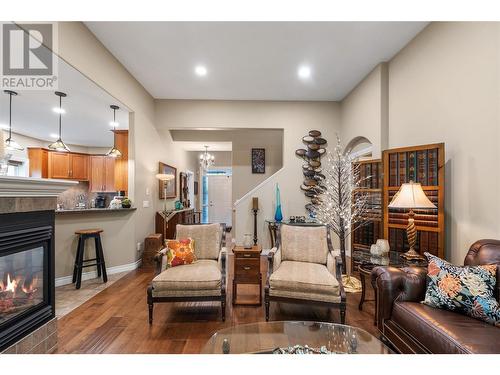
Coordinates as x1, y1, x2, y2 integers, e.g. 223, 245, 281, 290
57, 181, 117, 209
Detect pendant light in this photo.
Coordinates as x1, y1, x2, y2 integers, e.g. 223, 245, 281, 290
3, 90, 24, 151
199, 145, 215, 171
48, 91, 70, 152
106, 105, 122, 158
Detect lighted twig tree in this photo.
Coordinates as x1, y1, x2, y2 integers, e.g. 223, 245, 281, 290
314, 136, 371, 274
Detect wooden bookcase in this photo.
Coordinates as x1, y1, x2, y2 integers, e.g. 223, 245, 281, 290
351, 159, 384, 255
382, 143, 445, 258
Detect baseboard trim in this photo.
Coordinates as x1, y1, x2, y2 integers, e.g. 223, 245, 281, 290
55, 259, 142, 287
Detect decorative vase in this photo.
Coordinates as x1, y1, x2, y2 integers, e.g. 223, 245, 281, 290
243, 234, 253, 249
274, 184, 283, 222
370, 244, 382, 256
376, 239, 390, 255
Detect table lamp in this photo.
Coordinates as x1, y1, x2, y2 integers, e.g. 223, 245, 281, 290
388, 181, 436, 260
155, 173, 175, 212
156, 173, 175, 242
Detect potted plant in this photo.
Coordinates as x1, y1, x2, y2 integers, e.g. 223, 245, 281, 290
121, 198, 132, 208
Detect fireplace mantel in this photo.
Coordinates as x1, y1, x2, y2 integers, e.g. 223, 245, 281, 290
0, 176, 77, 197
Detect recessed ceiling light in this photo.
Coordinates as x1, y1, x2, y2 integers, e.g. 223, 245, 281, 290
298, 65, 312, 79
195, 65, 207, 77
50, 133, 59, 138
53, 107, 65, 114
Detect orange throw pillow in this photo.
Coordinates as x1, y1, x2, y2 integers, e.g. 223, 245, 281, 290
165, 238, 196, 267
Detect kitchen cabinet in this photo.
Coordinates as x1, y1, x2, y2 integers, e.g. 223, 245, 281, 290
90, 155, 115, 192
27, 148, 48, 178
47, 151, 89, 180
70, 153, 89, 180
113, 130, 128, 193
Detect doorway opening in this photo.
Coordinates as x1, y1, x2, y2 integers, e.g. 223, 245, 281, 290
201, 168, 232, 226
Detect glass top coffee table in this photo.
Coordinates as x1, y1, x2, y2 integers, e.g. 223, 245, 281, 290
201, 321, 392, 354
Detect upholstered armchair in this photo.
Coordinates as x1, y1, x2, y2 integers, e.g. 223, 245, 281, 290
265, 223, 346, 323
147, 223, 227, 324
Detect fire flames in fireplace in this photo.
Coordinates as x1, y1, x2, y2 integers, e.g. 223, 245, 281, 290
0, 272, 42, 321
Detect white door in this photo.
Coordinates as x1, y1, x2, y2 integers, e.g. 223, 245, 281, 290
207, 174, 232, 225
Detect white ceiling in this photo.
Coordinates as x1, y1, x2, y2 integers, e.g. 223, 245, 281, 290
0, 48, 129, 148
86, 22, 428, 101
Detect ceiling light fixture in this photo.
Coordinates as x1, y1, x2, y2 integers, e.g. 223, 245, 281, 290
3, 90, 24, 151
199, 145, 215, 171
195, 65, 207, 77
298, 65, 312, 79
106, 105, 122, 158
52, 107, 66, 114
48, 91, 71, 152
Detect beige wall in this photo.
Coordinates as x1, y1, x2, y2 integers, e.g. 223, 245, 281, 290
157, 100, 341, 248
338, 22, 500, 264
52, 22, 192, 279
340, 63, 388, 159
156, 100, 341, 248
171, 128, 283, 203
388, 22, 500, 264
54, 211, 136, 278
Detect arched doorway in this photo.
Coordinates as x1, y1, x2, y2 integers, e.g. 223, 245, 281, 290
344, 136, 373, 158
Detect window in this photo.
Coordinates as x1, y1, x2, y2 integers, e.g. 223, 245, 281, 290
6, 160, 23, 176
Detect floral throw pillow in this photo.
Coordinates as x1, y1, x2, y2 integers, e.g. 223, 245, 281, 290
165, 238, 197, 268
424, 253, 500, 327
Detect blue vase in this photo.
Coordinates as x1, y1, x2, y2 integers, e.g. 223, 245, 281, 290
274, 184, 283, 222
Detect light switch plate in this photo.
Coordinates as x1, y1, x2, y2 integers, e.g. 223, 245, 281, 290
146, 187, 150, 196
143, 200, 150, 208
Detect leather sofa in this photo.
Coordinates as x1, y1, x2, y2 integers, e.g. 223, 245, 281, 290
372, 239, 500, 354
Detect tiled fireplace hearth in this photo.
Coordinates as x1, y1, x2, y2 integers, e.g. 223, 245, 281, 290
0, 177, 76, 354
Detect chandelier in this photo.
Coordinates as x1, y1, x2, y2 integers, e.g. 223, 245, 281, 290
199, 145, 215, 170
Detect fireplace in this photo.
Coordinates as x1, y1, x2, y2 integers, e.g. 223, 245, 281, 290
0, 211, 55, 351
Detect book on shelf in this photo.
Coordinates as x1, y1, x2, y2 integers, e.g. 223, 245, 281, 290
389, 153, 398, 187
417, 150, 428, 186
427, 148, 438, 186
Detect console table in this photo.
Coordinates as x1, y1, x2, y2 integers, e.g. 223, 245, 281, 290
155, 208, 195, 240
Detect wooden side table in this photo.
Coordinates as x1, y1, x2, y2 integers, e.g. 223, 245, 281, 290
232, 245, 262, 305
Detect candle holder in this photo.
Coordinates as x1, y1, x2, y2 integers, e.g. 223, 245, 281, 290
252, 208, 258, 245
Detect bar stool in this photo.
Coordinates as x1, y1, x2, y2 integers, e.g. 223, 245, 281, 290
73, 229, 107, 289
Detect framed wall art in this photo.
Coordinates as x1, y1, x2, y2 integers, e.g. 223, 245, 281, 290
158, 162, 177, 199
251, 148, 265, 174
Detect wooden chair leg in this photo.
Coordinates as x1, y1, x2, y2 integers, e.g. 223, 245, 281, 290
221, 298, 226, 322
75, 236, 86, 289
72, 236, 82, 283
147, 285, 153, 325
340, 308, 346, 324
148, 303, 153, 325
96, 235, 107, 282
94, 235, 102, 278
265, 298, 270, 321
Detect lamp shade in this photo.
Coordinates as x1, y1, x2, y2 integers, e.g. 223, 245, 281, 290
155, 173, 175, 182
388, 181, 436, 209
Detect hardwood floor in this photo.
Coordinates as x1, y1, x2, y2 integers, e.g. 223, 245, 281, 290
56, 255, 378, 353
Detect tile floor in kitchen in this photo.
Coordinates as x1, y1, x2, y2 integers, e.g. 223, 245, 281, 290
55, 272, 128, 317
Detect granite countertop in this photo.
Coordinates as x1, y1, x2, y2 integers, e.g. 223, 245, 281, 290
55, 207, 137, 214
